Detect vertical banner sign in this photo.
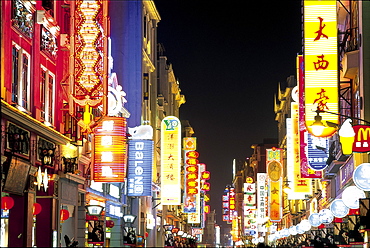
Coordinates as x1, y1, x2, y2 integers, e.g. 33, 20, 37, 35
93, 117, 127, 182
161, 116, 181, 205
70, 0, 108, 124
244, 179, 258, 237
222, 188, 229, 222
266, 148, 283, 222
228, 187, 236, 224
188, 165, 201, 224
257, 173, 267, 222
127, 140, 153, 196
304, 0, 338, 137
292, 102, 311, 194
184, 150, 199, 214
298, 55, 323, 179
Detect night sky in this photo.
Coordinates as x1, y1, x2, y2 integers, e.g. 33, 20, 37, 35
154, 1, 303, 225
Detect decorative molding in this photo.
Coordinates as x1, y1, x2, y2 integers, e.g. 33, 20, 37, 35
1, 100, 71, 145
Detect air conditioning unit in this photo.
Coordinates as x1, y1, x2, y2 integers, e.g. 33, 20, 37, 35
36, 10, 46, 24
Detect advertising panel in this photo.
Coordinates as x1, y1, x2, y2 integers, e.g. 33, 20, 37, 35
266, 148, 283, 222
93, 117, 126, 182
161, 116, 181, 205
127, 140, 153, 196
298, 55, 322, 179
304, 0, 338, 137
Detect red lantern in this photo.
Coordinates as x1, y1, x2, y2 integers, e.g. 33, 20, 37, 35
60, 209, 70, 221
33, 203, 42, 215
1, 196, 14, 210
106, 220, 115, 228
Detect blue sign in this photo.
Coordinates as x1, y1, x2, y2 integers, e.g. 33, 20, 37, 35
127, 140, 153, 196
307, 134, 329, 170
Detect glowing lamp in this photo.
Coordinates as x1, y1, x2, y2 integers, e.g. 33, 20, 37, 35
1, 196, 14, 210
33, 203, 42, 215
310, 111, 326, 137
86, 205, 104, 216
60, 209, 70, 221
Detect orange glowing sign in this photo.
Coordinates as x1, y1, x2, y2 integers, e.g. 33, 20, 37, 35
93, 117, 127, 182
204, 205, 210, 214
201, 171, 211, 180
187, 180, 198, 188
186, 158, 199, 166
186, 150, 199, 159
186, 165, 198, 173
304, 0, 338, 137
202, 182, 210, 191
266, 148, 283, 221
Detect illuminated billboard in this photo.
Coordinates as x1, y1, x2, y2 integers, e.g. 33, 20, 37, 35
127, 140, 153, 196
70, 0, 108, 121
93, 117, 127, 182
161, 116, 181, 205
304, 0, 338, 137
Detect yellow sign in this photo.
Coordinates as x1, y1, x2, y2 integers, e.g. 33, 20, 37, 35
161, 116, 181, 205
304, 0, 338, 137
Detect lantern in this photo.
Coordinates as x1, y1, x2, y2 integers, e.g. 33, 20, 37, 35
106, 220, 115, 228
33, 203, 42, 215
60, 209, 70, 221
1, 196, 14, 210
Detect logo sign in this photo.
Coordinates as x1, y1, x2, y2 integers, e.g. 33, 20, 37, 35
161, 116, 181, 205
127, 140, 153, 196
307, 135, 329, 170
353, 125, 370, 153
93, 117, 126, 182
304, 0, 338, 137
183, 137, 197, 151
353, 163, 370, 191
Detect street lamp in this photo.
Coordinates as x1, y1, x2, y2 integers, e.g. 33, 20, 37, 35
85, 205, 104, 216
123, 214, 137, 245
309, 107, 370, 137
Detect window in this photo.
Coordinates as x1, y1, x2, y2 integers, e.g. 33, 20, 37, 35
12, 43, 31, 112
40, 65, 55, 125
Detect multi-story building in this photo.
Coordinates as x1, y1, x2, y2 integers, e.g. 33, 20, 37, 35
1, 1, 191, 247
270, 1, 370, 247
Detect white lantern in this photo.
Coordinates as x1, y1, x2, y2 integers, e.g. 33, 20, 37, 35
330, 199, 349, 218
342, 186, 366, 209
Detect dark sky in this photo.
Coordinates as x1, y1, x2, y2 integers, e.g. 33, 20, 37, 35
154, 1, 303, 225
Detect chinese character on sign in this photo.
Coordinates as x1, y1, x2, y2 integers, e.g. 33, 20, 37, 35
313, 88, 329, 111
314, 17, 328, 41
313, 54, 329, 70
